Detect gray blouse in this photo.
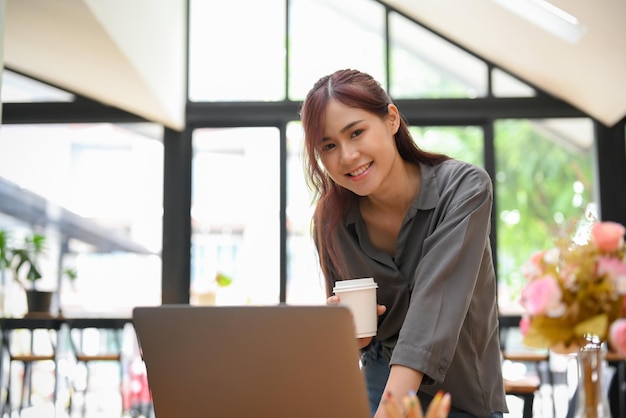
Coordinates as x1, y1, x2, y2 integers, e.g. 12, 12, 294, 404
335, 159, 507, 417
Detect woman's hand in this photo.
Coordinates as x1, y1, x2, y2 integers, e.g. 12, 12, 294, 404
381, 390, 451, 418
326, 295, 386, 348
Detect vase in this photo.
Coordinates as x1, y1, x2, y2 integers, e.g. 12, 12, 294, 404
573, 334, 611, 418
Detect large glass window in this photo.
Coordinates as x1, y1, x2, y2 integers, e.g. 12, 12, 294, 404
289, 0, 386, 100
1, 70, 74, 102
494, 118, 595, 313
389, 12, 488, 99
410, 126, 484, 166
285, 121, 326, 304
0, 123, 163, 316
491, 68, 535, 98
188, 0, 286, 101
5, 0, 611, 319
191, 127, 281, 305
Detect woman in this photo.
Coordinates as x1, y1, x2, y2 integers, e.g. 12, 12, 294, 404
300, 69, 507, 418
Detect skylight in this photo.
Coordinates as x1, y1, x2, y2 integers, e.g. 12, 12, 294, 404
493, 0, 586, 44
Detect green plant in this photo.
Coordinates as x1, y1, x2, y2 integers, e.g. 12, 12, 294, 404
63, 267, 78, 282
10, 232, 47, 290
0, 229, 11, 271
215, 272, 233, 287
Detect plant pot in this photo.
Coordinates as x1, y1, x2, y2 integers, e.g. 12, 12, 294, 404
25, 290, 54, 314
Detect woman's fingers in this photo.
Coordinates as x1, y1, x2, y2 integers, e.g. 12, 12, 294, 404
381, 391, 404, 418
424, 391, 451, 418
357, 336, 373, 349
377, 304, 387, 316
327, 295, 340, 305
402, 390, 421, 418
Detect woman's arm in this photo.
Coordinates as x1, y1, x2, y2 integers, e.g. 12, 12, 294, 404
374, 365, 424, 418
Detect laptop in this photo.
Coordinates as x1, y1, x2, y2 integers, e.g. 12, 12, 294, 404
132, 304, 371, 418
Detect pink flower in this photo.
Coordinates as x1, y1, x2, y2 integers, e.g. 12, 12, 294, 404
598, 256, 626, 293
519, 316, 530, 336
559, 264, 579, 288
591, 221, 626, 253
520, 275, 563, 316
522, 249, 558, 279
521, 252, 543, 279
610, 319, 626, 357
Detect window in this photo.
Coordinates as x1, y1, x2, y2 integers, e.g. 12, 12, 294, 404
389, 12, 488, 98
288, 0, 386, 100
410, 126, 484, 166
286, 121, 326, 304
191, 127, 281, 305
188, 0, 286, 101
494, 118, 594, 313
0, 123, 163, 315
5, 0, 613, 315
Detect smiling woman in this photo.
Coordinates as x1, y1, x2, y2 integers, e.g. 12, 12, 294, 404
300, 69, 507, 418
318, 99, 401, 197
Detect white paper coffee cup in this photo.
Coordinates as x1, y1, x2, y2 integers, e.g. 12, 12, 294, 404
333, 278, 378, 338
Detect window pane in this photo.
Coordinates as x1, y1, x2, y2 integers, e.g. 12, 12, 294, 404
409, 126, 484, 167
0, 123, 163, 316
289, 0, 386, 100
492, 68, 535, 98
188, 0, 286, 101
191, 128, 280, 305
286, 121, 326, 305
494, 118, 595, 313
389, 12, 488, 99
1, 70, 74, 102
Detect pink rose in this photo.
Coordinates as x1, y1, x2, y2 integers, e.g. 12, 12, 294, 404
597, 256, 626, 293
591, 221, 626, 253
609, 319, 626, 357
520, 275, 563, 316
519, 316, 530, 336
522, 249, 558, 279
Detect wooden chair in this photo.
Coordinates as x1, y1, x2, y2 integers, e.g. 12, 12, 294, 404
503, 361, 543, 418
65, 317, 130, 418
0, 316, 63, 416
500, 315, 550, 418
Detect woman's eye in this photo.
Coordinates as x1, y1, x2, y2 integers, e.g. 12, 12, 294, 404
351, 129, 363, 139
321, 143, 335, 152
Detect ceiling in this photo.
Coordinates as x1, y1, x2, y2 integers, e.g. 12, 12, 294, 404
384, 0, 626, 127
3, 0, 187, 130
2, 0, 625, 129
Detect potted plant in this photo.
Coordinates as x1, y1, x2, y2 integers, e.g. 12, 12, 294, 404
10, 232, 54, 313
191, 272, 233, 305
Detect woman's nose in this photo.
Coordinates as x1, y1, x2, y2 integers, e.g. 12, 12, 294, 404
340, 143, 359, 163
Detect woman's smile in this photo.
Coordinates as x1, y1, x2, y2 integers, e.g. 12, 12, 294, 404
348, 162, 373, 178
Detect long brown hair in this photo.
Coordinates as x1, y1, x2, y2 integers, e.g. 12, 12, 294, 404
300, 69, 449, 294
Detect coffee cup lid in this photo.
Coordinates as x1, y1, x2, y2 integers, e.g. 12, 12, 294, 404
333, 278, 378, 292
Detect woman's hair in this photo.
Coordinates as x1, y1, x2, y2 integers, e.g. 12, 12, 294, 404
300, 69, 449, 294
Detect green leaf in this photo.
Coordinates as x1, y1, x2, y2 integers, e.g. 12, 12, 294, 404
574, 314, 608, 340
523, 316, 574, 348
215, 272, 233, 287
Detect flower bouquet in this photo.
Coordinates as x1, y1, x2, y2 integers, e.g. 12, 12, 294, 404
519, 220, 626, 355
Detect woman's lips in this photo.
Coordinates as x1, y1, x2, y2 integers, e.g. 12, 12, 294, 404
348, 162, 372, 177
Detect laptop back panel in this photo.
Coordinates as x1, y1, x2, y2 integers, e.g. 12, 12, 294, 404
132, 305, 370, 418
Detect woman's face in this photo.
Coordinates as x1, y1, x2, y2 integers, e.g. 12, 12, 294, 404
319, 99, 400, 197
